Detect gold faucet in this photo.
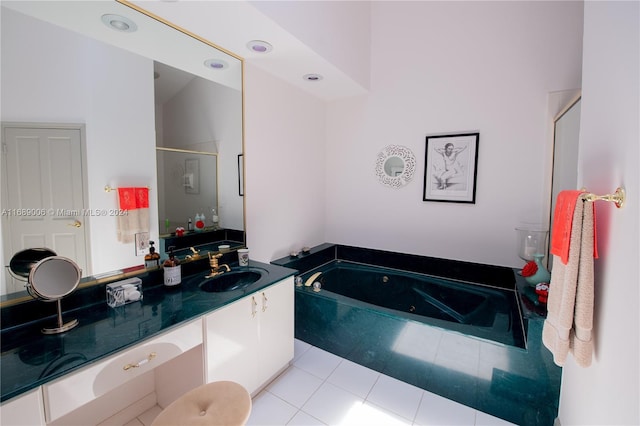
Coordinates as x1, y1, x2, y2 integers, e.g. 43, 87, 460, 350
190, 247, 201, 259
206, 252, 230, 278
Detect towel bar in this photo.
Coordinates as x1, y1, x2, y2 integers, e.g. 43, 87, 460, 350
105, 185, 151, 193
581, 187, 625, 208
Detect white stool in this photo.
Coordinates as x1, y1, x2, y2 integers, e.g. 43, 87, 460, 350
151, 381, 251, 426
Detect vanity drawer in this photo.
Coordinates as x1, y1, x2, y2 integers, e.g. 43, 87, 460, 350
43, 319, 202, 422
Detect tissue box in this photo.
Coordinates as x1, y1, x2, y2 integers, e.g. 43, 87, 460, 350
106, 277, 143, 308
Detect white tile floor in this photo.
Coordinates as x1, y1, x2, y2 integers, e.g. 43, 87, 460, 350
246, 339, 516, 426
128, 339, 515, 426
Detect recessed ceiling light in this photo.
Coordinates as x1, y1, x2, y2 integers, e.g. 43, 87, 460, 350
247, 40, 273, 54
101, 14, 137, 33
303, 74, 323, 82
204, 59, 228, 70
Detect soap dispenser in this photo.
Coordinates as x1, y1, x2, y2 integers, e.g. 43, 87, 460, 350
144, 241, 160, 268
163, 246, 181, 286
212, 209, 219, 230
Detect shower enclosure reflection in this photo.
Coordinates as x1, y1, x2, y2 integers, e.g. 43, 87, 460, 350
156, 148, 217, 234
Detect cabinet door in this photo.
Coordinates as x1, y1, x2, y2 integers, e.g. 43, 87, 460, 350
204, 295, 260, 392
0, 387, 46, 426
257, 277, 294, 386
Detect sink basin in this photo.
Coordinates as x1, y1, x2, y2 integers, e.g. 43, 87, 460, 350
199, 270, 263, 293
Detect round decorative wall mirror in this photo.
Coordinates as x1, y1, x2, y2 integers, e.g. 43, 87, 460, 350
375, 145, 416, 188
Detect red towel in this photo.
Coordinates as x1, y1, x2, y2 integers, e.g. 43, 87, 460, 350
118, 187, 149, 210
551, 190, 598, 264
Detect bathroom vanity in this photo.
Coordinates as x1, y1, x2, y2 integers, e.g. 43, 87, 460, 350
0, 261, 296, 425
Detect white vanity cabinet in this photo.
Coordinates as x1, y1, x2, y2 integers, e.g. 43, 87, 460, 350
204, 277, 294, 395
0, 388, 46, 426
42, 318, 203, 424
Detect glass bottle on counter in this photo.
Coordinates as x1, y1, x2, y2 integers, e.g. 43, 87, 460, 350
163, 246, 181, 286
212, 209, 219, 230
144, 241, 160, 268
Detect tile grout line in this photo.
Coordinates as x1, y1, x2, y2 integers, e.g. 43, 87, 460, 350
411, 390, 427, 425
292, 355, 344, 426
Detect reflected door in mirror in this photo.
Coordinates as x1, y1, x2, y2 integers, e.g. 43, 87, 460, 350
2, 124, 89, 294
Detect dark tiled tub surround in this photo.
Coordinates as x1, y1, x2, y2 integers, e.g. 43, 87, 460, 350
299, 260, 526, 349
273, 244, 561, 426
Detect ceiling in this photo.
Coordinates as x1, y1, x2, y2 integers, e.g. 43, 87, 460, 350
131, 0, 368, 101
2, 0, 367, 101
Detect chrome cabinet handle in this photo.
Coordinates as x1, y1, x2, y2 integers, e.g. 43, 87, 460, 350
251, 296, 257, 317
123, 352, 156, 370
262, 292, 268, 312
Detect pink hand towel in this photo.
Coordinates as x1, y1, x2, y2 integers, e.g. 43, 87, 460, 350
550, 190, 583, 264
551, 190, 598, 264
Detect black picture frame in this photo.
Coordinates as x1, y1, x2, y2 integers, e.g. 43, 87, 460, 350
237, 154, 244, 196
423, 132, 479, 203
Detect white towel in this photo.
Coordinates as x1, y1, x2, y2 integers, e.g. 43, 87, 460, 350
542, 198, 595, 367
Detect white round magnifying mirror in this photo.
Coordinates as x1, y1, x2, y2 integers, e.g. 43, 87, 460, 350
375, 145, 416, 188
29, 256, 82, 334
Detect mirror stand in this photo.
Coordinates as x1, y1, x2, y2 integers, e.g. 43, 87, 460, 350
27, 255, 82, 335
42, 299, 78, 334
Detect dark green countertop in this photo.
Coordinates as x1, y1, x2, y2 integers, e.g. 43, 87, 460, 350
0, 260, 296, 403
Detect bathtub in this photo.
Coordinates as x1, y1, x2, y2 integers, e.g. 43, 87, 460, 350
273, 244, 561, 426
298, 260, 525, 348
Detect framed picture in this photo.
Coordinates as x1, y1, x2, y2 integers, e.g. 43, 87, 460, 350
237, 154, 244, 196
184, 158, 200, 194
423, 132, 479, 203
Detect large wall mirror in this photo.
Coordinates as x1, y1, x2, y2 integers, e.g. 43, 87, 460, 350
1, 1, 244, 299
154, 61, 243, 235
547, 95, 581, 268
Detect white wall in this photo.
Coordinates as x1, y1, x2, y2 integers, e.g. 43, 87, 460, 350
1, 9, 158, 276
244, 2, 583, 267
557, 1, 639, 424
325, 1, 584, 267
244, 63, 326, 262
